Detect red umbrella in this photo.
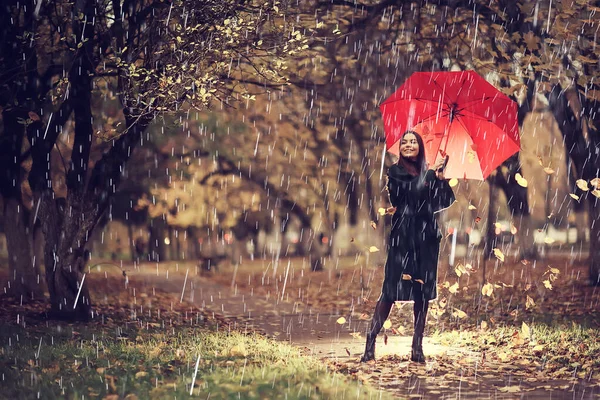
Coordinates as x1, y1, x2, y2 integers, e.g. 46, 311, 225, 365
381, 70, 520, 180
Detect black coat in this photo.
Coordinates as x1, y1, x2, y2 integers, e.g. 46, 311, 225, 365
380, 164, 456, 303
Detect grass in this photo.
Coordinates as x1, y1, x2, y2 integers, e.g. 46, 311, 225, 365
0, 267, 391, 400
1, 324, 389, 399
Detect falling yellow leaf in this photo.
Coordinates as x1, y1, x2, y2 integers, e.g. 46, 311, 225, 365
414, 279, 424, 284
494, 222, 503, 229
378, 207, 386, 216
526, 295, 536, 310
336, 317, 346, 324
515, 173, 528, 187
592, 190, 600, 198
402, 274, 412, 280
543, 167, 555, 174
521, 321, 531, 338
448, 282, 459, 294
543, 280, 553, 290
569, 193, 580, 201
449, 178, 458, 187
468, 204, 477, 210
493, 248, 505, 262
591, 178, 600, 188
543, 237, 555, 244
510, 224, 518, 234
452, 308, 467, 319
455, 263, 469, 277
382, 319, 392, 329
370, 221, 377, 229
549, 267, 560, 274
368, 246, 379, 253
438, 297, 448, 308
350, 332, 362, 338
481, 282, 494, 297
480, 321, 488, 330
576, 179, 589, 191
386, 207, 397, 215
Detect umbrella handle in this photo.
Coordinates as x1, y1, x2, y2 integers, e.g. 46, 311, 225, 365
437, 155, 449, 172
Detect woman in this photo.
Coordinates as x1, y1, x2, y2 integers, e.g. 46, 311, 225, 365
361, 130, 455, 363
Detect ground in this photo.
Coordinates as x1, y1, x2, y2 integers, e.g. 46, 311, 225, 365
1, 248, 599, 399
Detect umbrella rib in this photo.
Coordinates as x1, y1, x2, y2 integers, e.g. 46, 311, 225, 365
432, 80, 456, 104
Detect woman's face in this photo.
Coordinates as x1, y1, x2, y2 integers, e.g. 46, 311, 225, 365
400, 133, 419, 160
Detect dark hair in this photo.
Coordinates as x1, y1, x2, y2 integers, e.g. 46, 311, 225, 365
397, 130, 427, 176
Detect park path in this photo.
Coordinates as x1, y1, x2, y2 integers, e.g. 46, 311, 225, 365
127, 266, 598, 400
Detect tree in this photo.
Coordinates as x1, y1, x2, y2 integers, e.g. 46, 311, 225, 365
0, 0, 301, 319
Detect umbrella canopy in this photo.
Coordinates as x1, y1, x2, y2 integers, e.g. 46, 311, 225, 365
381, 70, 520, 180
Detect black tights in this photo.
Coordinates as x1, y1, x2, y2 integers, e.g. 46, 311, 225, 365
366, 300, 429, 340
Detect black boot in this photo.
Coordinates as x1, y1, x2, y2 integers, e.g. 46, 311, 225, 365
360, 333, 376, 362
410, 335, 425, 363
411, 300, 428, 363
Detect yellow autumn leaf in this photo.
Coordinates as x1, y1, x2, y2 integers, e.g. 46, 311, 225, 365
368, 246, 379, 253
382, 319, 392, 329
378, 207, 386, 216
494, 222, 503, 229
499, 386, 522, 393
591, 177, 600, 188
402, 274, 412, 280
569, 193, 580, 201
510, 224, 518, 234
493, 248, 505, 262
336, 317, 346, 324
591, 189, 600, 198
370, 221, 377, 229
481, 282, 494, 297
544, 237, 555, 244
543, 167, 555, 174
449, 178, 458, 187
455, 263, 469, 277
576, 179, 589, 191
526, 295, 536, 310
448, 282, 459, 294
480, 320, 488, 330
549, 267, 560, 274
543, 280, 553, 290
515, 173, 528, 187
414, 279, 424, 284
452, 308, 467, 319
521, 321, 531, 338
468, 204, 476, 210
135, 371, 148, 379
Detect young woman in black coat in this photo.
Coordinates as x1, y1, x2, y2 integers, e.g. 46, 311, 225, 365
361, 130, 456, 363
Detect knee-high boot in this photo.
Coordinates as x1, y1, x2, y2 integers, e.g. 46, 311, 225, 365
360, 301, 392, 362
411, 300, 429, 363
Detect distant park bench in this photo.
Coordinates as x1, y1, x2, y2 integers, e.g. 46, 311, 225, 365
197, 255, 228, 275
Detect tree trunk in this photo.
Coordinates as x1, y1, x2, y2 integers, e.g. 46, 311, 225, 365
589, 200, 600, 285
4, 198, 44, 299
127, 221, 135, 262
38, 193, 92, 320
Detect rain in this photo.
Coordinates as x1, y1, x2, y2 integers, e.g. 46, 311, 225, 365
0, 0, 599, 399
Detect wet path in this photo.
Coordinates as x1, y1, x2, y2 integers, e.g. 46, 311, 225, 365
128, 267, 599, 400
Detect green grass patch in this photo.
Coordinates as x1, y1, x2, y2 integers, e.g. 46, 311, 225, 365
1, 323, 389, 399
